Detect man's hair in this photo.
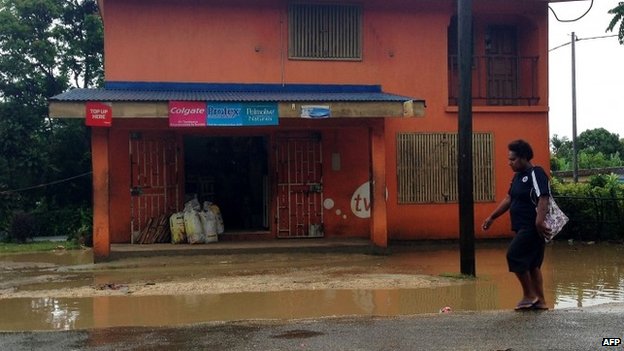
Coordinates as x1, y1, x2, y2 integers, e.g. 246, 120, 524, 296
508, 139, 534, 161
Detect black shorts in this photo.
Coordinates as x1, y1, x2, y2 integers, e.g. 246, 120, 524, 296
506, 228, 545, 273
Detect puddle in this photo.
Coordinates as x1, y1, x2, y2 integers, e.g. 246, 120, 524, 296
0, 242, 622, 331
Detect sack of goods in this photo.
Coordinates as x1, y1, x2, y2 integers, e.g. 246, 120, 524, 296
170, 198, 224, 244
169, 212, 186, 244
184, 198, 206, 244
201, 201, 218, 243
206, 202, 225, 234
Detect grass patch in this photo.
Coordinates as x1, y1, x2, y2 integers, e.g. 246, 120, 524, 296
0, 241, 82, 254
439, 272, 476, 280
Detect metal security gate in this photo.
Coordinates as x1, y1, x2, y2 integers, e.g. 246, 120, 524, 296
129, 132, 180, 242
276, 135, 324, 238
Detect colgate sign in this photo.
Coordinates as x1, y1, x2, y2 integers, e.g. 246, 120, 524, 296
169, 101, 206, 127
85, 102, 112, 127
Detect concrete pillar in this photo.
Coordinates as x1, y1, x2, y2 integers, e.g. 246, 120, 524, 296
370, 121, 388, 248
91, 127, 111, 261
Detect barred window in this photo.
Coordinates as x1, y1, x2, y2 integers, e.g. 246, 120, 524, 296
397, 132, 495, 204
288, 3, 362, 60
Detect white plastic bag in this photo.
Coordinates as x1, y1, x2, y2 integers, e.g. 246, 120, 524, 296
184, 200, 206, 244
201, 201, 218, 243
205, 202, 225, 235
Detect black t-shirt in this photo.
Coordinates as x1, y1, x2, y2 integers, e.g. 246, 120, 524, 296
508, 166, 550, 231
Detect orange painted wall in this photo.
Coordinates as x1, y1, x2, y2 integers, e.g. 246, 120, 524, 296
321, 126, 372, 238
105, 118, 375, 243
100, 0, 551, 241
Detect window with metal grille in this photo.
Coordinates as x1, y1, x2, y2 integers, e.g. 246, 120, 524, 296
288, 3, 362, 60
397, 132, 495, 203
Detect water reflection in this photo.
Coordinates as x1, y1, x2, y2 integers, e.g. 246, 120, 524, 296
548, 243, 624, 308
0, 242, 622, 331
0, 298, 89, 330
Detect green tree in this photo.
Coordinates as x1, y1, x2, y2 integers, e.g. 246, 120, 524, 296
577, 128, 624, 157
550, 129, 624, 172
550, 134, 572, 171
0, 0, 102, 233
607, 2, 624, 45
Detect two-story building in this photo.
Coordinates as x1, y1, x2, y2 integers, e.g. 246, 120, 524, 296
50, 0, 562, 261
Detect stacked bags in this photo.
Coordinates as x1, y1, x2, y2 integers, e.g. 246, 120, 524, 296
170, 198, 225, 244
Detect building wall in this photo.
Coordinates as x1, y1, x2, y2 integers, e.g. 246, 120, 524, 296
100, 0, 551, 242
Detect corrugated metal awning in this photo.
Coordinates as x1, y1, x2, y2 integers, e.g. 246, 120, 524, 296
49, 82, 425, 118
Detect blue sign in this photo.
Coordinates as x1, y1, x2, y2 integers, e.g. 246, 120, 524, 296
206, 102, 278, 126
243, 103, 279, 126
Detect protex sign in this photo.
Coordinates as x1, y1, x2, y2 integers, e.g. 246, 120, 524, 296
85, 102, 112, 127
207, 102, 278, 126
169, 101, 207, 127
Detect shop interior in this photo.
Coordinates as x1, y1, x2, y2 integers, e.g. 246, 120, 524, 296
183, 136, 269, 232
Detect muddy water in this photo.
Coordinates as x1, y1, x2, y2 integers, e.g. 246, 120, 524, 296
0, 242, 622, 331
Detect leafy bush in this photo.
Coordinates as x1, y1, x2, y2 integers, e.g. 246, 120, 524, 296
67, 208, 93, 247
552, 174, 624, 242
7, 211, 39, 243
31, 205, 93, 246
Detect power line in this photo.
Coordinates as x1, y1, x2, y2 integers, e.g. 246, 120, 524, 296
549, 34, 619, 52
549, 0, 594, 23
0, 171, 92, 195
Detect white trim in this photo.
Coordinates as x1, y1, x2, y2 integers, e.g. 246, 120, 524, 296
531, 170, 541, 197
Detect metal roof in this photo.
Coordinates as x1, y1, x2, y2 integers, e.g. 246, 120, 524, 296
49, 82, 422, 103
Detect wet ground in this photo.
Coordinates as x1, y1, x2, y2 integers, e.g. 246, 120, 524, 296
0, 240, 622, 331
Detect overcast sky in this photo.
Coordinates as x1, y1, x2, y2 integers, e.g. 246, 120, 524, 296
548, 0, 624, 139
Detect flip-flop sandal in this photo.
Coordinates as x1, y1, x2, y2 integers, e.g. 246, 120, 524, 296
531, 302, 549, 310
514, 299, 539, 311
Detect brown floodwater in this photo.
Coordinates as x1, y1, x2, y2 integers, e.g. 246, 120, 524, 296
0, 241, 622, 331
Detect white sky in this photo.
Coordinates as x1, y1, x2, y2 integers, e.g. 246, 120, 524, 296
548, 0, 624, 139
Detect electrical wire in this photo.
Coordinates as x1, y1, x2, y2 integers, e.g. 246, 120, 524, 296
0, 171, 92, 195
549, 0, 594, 23
549, 33, 619, 51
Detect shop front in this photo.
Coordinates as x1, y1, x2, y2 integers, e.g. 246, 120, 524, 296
49, 82, 424, 261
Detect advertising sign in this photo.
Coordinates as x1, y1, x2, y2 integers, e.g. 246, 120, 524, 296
207, 103, 244, 126
169, 101, 207, 127
242, 103, 279, 126
301, 105, 331, 119
207, 102, 278, 126
85, 102, 112, 127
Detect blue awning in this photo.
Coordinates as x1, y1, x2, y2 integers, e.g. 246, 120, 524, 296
50, 81, 422, 103
49, 82, 425, 119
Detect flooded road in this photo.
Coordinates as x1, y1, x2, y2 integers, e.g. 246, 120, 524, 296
0, 241, 622, 331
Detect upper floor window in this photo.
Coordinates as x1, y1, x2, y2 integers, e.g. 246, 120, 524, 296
288, 3, 362, 61
448, 17, 540, 106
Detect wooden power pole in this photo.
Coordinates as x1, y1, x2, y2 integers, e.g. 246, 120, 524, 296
457, 0, 476, 276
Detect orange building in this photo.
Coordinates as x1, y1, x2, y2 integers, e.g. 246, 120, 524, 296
50, 0, 563, 261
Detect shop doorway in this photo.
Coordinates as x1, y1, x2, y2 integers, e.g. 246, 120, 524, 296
183, 136, 269, 232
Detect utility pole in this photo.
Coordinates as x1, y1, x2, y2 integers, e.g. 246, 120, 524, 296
458, 0, 475, 276
571, 32, 579, 183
